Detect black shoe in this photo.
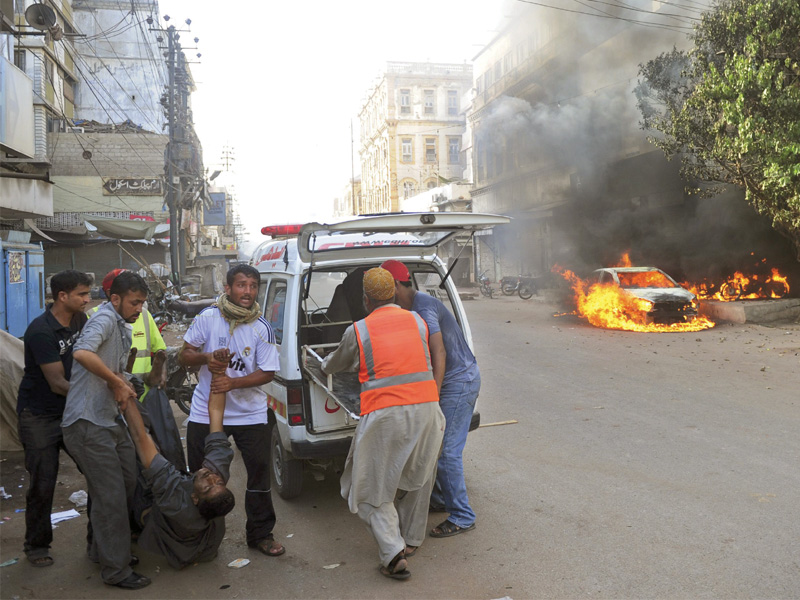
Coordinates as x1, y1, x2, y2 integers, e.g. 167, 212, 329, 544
109, 572, 151, 590
129, 555, 139, 566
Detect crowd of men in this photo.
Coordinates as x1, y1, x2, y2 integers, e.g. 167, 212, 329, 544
16, 261, 481, 586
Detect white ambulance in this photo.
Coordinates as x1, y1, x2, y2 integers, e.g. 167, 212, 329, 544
251, 212, 510, 498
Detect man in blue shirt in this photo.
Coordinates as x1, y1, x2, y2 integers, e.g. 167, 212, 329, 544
382, 260, 481, 541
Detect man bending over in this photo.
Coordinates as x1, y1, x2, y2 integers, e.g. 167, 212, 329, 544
123, 348, 235, 570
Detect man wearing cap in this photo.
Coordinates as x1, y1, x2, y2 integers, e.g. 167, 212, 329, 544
381, 259, 481, 539
321, 267, 445, 580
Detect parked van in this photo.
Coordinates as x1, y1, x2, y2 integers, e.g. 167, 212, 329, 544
251, 212, 510, 498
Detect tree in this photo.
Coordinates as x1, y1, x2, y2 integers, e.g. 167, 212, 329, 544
635, 0, 800, 260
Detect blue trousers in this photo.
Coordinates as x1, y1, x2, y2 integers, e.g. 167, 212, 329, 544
430, 374, 481, 528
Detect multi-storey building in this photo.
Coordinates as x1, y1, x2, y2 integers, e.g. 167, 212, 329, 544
358, 61, 472, 214
468, 1, 703, 280
334, 177, 361, 217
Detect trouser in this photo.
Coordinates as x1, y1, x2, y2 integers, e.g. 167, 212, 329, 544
430, 375, 481, 528
357, 470, 437, 567
17, 410, 92, 558
186, 421, 276, 545
63, 419, 137, 585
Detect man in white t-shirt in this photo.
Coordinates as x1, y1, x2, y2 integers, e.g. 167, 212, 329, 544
178, 264, 285, 558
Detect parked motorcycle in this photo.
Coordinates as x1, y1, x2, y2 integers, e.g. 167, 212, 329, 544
479, 270, 495, 298
500, 275, 538, 300
165, 347, 196, 415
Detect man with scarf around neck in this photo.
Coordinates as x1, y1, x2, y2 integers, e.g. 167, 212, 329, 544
178, 264, 285, 558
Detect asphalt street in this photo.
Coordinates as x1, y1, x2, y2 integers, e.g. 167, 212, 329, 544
1, 294, 798, 599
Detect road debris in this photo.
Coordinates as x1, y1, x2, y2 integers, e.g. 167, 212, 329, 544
0, 558, 19, 568
323, 563, 340, 569
0, 486, 11, 499
227, 558, 250, 569
50, 509, 80, 525
478, 420, 518, 428
69, 490, 88, 507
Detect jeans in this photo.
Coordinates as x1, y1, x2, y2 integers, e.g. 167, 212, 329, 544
187, 422, 276, 546
430, 374, 481, 528
63, 419, 137, 585
17, 410, 93, 558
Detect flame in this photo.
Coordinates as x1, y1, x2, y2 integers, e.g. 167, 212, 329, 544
553, 266, 715, 333
684, 264, 790, 301
615, 252, 633, 267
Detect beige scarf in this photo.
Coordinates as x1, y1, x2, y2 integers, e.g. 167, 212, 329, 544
216, 293, 261, 336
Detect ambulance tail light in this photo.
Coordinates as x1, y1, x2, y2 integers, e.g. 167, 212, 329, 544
261, 224, 303, 238
287, 387, 304, 426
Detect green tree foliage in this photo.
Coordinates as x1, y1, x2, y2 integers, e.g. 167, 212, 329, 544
636, 0, 800, 259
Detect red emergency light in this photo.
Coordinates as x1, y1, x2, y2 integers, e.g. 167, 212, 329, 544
261, 224, 303, 237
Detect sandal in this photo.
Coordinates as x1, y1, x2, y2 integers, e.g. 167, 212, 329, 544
253, 538, 285, 557
430, 519, 475, 538
404, 545, 418, 558
379, 551, 410, 580
27, 555, 54, 568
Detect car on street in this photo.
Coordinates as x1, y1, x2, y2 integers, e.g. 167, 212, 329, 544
590, 266, 698, 324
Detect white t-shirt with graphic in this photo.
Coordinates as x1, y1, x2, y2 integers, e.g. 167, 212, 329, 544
184, 306, 280, 426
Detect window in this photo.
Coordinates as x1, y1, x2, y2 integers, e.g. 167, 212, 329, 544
426, 180, 437, 190
13, 49, 26, 72
403, 181, 415, 199
493, 61, 501, 81
425, 137, 436, 163
503, 52, 512, 74
263, 279, 288, 345
448, 137, 460, 164
447, 90, 458, 116
424, 89, 434, 114
400, 89, 410, 114
401, 137, 412, 162
483, 70, 492, 89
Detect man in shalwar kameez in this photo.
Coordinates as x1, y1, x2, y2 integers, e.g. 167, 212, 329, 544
322, 267, 445, 580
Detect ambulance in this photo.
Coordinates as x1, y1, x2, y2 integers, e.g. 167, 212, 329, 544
251, 212, 510, 498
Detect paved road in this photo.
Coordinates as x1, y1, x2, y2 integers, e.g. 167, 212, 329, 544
1, 296, 798, 599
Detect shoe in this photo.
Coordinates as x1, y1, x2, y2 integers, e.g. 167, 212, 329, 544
108, 572, 151, 590
430, 519, 476, 538
429, 502, 446, 512
89, 554, 139, 567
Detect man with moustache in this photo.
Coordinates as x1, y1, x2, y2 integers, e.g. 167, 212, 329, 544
17, 270, 92, 568
62, 271, 150, 590
179, 264, 284, 558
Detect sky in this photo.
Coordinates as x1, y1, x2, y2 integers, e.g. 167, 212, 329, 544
157, 0, 504, 252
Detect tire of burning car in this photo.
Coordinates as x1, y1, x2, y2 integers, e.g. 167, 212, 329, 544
271, 425, 304, 500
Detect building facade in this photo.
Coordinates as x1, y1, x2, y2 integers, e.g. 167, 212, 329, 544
358, 61, 472, 214
468, 1, 702, 281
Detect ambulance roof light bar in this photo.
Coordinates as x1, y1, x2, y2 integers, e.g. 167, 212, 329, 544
261, 224, 303, 238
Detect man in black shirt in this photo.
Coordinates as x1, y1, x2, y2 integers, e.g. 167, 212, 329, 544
123, 350, 235, 569
16, 270, 92, 567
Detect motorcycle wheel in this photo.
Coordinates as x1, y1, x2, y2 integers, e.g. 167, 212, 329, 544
719, 282, 740, 301
501, 284, 516, 296
173, 386, 193, 415
480, 285, 491, 298
518, 285, 534, 300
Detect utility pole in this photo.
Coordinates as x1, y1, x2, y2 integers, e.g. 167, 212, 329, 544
165, 24, 180, 291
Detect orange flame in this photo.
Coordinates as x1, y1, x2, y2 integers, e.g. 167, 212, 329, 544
684, 264, 790, 301
553, 265, 714, 333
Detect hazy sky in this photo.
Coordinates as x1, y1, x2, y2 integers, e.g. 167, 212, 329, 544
156, 0, 503, 250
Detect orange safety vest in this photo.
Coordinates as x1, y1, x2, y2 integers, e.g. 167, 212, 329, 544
354, 305, 438, 416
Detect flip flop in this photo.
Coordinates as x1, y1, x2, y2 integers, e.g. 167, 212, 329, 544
379, 552, 410, 580
253, 538, 285, 557
27, 555, 54, 568
430, 519, 476, 538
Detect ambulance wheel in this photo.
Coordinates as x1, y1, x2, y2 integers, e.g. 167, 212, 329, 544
271, 425, 303, 499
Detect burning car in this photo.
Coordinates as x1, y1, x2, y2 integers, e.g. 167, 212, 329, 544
590, 267, 698, 325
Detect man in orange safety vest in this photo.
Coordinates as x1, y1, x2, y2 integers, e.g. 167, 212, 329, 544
322, 267, 444, 581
